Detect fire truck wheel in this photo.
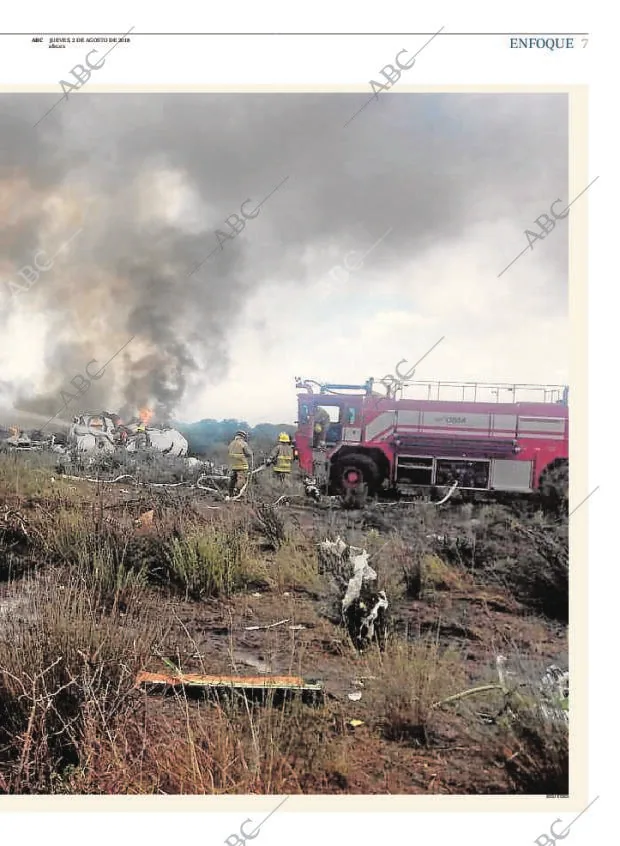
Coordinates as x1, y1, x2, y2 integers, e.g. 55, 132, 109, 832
333, 454, 381, 495
539, 460, 568, 513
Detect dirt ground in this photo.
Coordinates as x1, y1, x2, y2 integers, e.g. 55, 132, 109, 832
0, 455, 569, 795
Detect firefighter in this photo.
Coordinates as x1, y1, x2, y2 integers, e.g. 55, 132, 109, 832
135, 421, 148, 449
227, 430, 252, 497
312, 406, 331, 448
266, 432, 294, 484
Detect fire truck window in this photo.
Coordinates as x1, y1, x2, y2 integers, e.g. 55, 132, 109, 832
300, 404, 309, 424
347, 407, 356, 424
325, 406, 341, 422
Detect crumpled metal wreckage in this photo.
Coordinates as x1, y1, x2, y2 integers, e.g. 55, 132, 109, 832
318, 536, 389, 651
68, 413, 189, 457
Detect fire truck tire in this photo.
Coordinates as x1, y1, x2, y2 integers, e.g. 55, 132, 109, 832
333, 454, 381, 495
539, 460, 568, 512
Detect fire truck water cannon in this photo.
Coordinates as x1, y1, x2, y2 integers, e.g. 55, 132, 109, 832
293, 377, 568, 504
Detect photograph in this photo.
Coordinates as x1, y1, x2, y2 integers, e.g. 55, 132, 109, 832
1, 88, 571, 796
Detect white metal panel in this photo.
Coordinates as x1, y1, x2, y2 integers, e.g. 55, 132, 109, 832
519, 433, 564, 439
396, 409, 421, 427
422, 411, 491, 430
342, 427, 362, 443
490, 459, 533, 491
492, 414, 517, 433
421, 428, 507, 438
518, 417, 566, 433
365, 411, 396, 441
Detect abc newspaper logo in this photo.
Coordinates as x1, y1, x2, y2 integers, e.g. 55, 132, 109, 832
534, 818, 571, 846
223, 797, 289, 845
534, 797, 600, 846
524, 199, 569, 250
223, 818, 259, 846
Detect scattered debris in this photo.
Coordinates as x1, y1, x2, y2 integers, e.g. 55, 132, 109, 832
357, 591, 388, 648
69, 412, 189, 457
317, 538, 389, 652
541, 664, 569, 699
244, 618, 291, 631
347, 691, 362, 701
539, 664, 569, 723
431, 656, 569, 725
303, 477, 321, 501
135, 670, 325, 704
348, 719, 364, 728
341, 548, 377, 613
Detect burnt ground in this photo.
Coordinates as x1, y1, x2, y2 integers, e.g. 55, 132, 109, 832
0, 455, 568, 795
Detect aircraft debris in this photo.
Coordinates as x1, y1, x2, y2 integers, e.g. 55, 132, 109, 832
135, 670, 325, 704
244, 618, 291, 631
317, 538, 389, 651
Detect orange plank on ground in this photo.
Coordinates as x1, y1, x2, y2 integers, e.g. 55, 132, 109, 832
135, 670, 323, 692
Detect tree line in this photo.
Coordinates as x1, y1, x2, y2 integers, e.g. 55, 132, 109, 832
174, 418, 297, 461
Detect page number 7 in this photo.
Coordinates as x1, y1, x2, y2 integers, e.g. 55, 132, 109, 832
582, 38, 589, 47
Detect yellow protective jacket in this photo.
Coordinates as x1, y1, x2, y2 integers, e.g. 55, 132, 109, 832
228, 437, 252, 471
269, 443, 293, 473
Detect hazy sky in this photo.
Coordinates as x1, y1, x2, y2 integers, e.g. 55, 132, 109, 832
0, 92, 568, 425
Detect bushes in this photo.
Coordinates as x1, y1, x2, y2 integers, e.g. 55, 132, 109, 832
456, 676, 569, 794
165, 523, 254, 600
436, 505, 569, 621
251, 502, 287, 550
0, 457, 570, 795
41, 506, 258, 604
0, 575, 166, 794
499, 701, 568, 793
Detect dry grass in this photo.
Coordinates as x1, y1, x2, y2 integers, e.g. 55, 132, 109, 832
55, 694, 349, 794
0, 455, 569, 795
270, 539, 321, 594
361, 633, 468, 745
0, 574, 167, 794
165, 521, 258, 600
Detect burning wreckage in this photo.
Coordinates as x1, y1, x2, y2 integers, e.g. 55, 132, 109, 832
67, 412, 188, 457
1, 411, 189, 462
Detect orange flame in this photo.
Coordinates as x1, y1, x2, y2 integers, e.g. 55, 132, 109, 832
138, 407, 154, 426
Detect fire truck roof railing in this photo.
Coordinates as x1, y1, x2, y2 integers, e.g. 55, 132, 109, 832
395, 380, 568, 404
295, 378, 569, 405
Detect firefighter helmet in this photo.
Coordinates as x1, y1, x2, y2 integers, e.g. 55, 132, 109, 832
278, 432, 290, 443
235, 430, 248, 440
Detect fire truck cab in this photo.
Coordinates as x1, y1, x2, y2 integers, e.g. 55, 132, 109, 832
294, 377, 568, 500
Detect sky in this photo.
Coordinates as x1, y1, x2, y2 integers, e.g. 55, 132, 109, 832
0, 92, 568, 427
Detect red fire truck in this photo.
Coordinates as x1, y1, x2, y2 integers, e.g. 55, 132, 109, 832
293, 377, 568, 499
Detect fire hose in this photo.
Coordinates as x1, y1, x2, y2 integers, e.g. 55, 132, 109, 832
435, 480, 459, 505
228, 462, 268, 500
377, 480, 459, 508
